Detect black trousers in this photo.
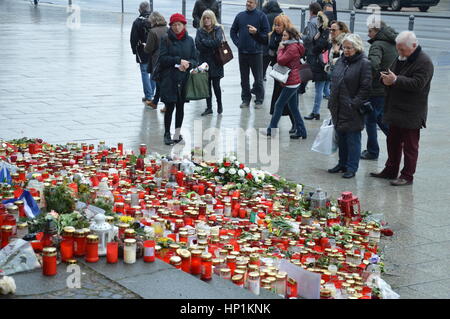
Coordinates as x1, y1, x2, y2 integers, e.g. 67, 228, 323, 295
164, 100, 184, 133
262, 54, 271, 79
206, 77, 222, 109
238, 52, 264, 104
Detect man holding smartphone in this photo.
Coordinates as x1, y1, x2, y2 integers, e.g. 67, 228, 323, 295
371, 31, 434, 186
230, 0, 270, 109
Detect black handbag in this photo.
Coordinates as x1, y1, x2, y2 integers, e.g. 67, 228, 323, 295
298, 63, 313, 83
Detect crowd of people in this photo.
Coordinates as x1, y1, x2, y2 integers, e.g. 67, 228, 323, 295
130, 0, 434, 185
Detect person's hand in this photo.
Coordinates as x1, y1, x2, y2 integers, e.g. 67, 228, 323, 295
247, 25, 257, 34
278, 42, 285, 50
380, 69, 397, 86
314, 32, 321, 41
180, 59, 190, 69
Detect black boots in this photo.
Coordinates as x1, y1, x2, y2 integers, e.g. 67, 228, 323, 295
290, 127, 307, 139
217, 103, 223, 115
164, 132, 174, 145
201, 108, 213, 116
304, 113, 320, 120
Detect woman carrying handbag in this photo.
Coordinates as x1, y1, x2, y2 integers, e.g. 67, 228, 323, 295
195, 9, 224, 116
264, 27, 307, 139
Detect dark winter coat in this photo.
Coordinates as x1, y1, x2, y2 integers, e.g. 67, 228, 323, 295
262, 1, 283, 56
307, 25, 330, 82
230, 8, 270, 54
267, 31, 283, 65
383, 46, 434, 129
144, 25, 169, 73
367, 26, 398, 96
268, 31, 288, 116
158, 29, 198, 104
262, 1, 283, 30
195, 26, 224, 79
328, 52, 372, 132
317, 0, 337, 21
130, 12, 151, 64
192, 0, 220, 29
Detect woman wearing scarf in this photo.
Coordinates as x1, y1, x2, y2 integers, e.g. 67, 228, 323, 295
159, 13, 198, 145
264, 27, 307, 139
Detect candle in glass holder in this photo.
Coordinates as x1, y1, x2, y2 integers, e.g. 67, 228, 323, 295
232, 274, 244, 287
178, 249, 191, 273
170, 256, 182, 269
139, 144, 147, 156
247, 272, 260, 296
16, 222, 28, 239
85, 235, 99, 263
287, 277, 298, 298
60, 239, 74, 262
14, 201, 26, 218
143, 240, 156, 262
201, 253, 213, 281
124, 239, 137, 264
42, 247, 57, 276
1, 225, 13, 248
73, 229, 86, 256
190, 250, 202, 275
220, 268, 231, 280
107, 242, 119, 263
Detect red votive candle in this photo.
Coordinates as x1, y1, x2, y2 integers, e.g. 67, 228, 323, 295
190, 250, 202, 275
201, 253, 213, 281
143, 240, 155, 263
42, 247, 57, 276
60, 239, 74, 262
85, 235, 99, 263
106, 242, 119, 263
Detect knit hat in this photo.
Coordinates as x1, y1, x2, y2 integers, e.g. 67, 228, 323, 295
169, 13, 187, 26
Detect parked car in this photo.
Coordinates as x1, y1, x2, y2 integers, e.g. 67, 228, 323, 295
353, 0, 440, 12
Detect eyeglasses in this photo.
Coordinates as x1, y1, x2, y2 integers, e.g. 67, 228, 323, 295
342, 46, 354, 50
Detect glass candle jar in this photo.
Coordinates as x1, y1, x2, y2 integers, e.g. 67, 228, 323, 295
201, 253, 213, 281
14, 200, 26, 218
178, 249, 191, 273
170, 256, 182, 269
60, 239, 74, 262
16, 222, 28, 239
107, 241, 119, 263
247, 272, 261, 296
226, 255, 237, 276
124, 238, 137, 264
42, 247, 57, 276
7, 205, 19, 224
118, 223, 130, 239
190, 249, 203, 275
287, 277, 298, 299
124, 228, 136, 239
143, 240, 156, 262
224, 203, 232, 217
232, 274, 244, 288
85, 234, 99, 263
276, 273, 287, 298
74, 229, 87, 256
220, 268, 231, 280
62, 226, 75, 242
1, 225, 13, 248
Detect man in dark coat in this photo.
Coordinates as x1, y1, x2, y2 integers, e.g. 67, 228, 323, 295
361, 21, 398, 160
192, 0, 220, 28
371, 31, 434, 186
230, 0, 270, 109
130, 2, 153, 105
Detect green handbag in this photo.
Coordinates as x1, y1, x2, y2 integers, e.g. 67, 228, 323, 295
185, 71, 210, 101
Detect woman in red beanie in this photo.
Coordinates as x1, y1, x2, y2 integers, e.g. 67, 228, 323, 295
158, 13, 198, 145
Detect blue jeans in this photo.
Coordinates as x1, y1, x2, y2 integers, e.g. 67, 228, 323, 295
364, 96, 389, 157
268, 86, 306, 136
323, 81, 331, 97
312, 81, 326, 114
140, 63, 155, 100
337, 130, 362, 173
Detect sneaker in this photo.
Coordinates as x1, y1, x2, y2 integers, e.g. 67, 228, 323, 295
240, 102, 250, 108
360, 150, 378, 160
254, 102, 263, 109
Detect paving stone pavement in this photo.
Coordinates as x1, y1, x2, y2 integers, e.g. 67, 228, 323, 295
1, 0, 450, 299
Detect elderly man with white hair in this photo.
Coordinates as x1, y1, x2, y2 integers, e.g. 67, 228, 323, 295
371, 31, 434, 186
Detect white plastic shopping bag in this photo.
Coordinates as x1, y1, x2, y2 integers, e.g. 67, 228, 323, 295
311, 118, 337, 155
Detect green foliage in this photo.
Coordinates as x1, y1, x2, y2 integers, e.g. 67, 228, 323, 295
44, 183, 76, 214
93, 198, 113, 215
57, 211, 90, 234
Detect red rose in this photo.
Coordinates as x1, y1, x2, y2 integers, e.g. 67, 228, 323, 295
246, 173, 253, 180
239, 164, 245, 169
224, 162, 231, 167
214, 167, 219, 173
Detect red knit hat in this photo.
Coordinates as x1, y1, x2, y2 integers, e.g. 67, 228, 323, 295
169, 13, 187, 26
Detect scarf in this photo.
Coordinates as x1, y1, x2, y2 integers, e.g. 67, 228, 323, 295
175, 28, 186, 40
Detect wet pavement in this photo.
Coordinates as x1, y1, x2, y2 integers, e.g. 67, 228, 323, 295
1, 0, 450, 299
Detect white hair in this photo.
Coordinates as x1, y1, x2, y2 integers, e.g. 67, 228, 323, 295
342, 33, 364, 53
396, 31, 418, 48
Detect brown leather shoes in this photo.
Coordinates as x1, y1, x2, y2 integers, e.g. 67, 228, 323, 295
390, 178, 413, 186
145, 100, 157, 109
370, 172, 397, 179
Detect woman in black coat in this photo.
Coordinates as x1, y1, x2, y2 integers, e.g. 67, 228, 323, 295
327, 34, 371, 178
195, 10, 224, 116
159, 13, 198, 145
262, 1, 283, 80
304, 11, 331, 121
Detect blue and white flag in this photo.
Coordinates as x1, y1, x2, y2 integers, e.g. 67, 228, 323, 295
2, 190, 41, 219
0, 163, 12, 184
